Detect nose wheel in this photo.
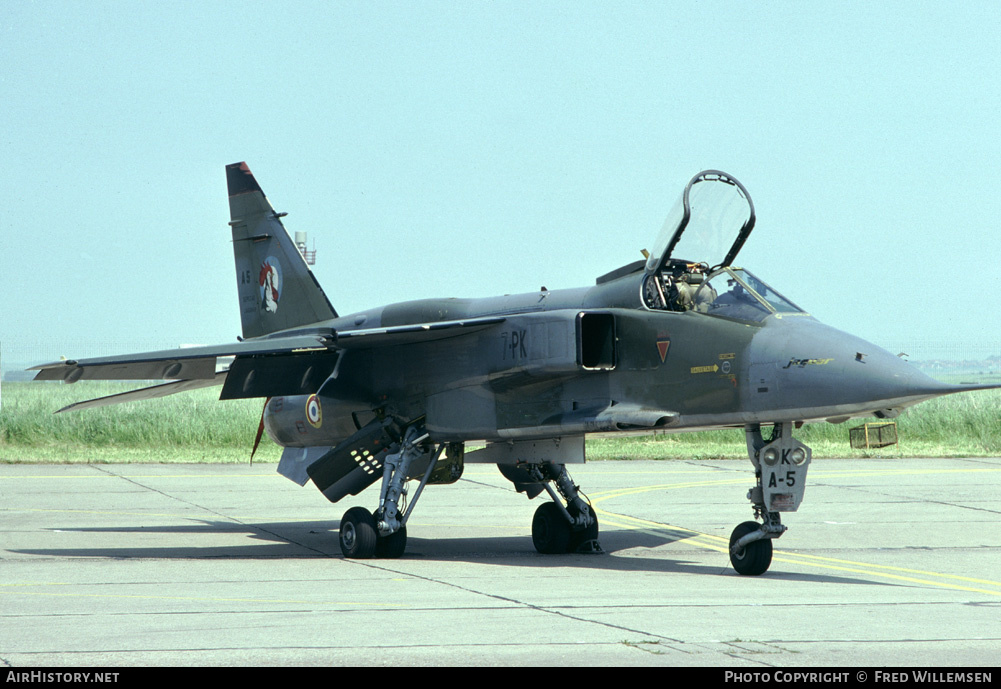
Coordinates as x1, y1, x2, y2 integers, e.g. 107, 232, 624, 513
729, 521, 773, 576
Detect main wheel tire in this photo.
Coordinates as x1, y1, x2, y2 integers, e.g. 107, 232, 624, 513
532, 501, 572, 554
376, 525, 408, 559
729, 521, 773, 576
567, 506, 599, 553
340, 507, 378, 559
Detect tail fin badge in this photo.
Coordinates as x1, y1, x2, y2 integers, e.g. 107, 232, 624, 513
259, 257, 282, 313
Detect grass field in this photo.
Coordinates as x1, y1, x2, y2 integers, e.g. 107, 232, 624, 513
0, 382, 281, 463
1, 381, 999, 463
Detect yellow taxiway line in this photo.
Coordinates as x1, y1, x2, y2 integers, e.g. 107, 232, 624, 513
589, 468, 1001, 597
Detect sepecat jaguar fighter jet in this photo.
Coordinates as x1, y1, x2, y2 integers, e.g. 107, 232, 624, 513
32, 164, 999, 575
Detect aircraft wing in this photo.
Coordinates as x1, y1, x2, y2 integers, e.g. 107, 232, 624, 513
32, 315, 504, 383
31, 316, 507, 409
29, 333, 334, 383
334, 316, 506, 348
219, 317, 507, 398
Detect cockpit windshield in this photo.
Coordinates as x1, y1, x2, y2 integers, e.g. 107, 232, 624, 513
734, 269, 802, 314
644, 262, 805, 322
691, 268, 804, 323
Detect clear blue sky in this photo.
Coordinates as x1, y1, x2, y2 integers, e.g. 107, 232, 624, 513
3, 1, 1000, 370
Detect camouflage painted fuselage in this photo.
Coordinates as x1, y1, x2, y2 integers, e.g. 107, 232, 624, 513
264, 266, 949, 450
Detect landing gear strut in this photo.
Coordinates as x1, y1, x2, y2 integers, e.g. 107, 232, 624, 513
730, 423, 812, 575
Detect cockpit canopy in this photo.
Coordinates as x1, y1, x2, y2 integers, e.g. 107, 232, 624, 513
638, 170, 806, 322
645, 170, 755, 275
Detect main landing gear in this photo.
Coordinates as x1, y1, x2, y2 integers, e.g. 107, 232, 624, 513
338, 426, 444, 559
729, 423, 812, 575
336, 429, 602, 559
525, 463, 602, 554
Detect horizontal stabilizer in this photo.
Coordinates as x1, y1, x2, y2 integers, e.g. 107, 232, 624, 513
54, 372, 228, 413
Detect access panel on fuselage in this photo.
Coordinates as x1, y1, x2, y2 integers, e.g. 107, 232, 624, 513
609, 309, 755, 417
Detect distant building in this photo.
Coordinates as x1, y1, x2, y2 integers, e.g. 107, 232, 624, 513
295, 231, 316, 266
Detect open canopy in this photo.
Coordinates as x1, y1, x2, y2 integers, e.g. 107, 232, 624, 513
645, 170, 755, 275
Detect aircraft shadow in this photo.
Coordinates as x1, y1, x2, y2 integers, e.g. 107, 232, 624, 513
10, 518, 891, 588
400, 534, 887, 586
10, 519, 339, 560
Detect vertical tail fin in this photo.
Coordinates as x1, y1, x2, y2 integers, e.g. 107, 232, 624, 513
226, 162, 337, 339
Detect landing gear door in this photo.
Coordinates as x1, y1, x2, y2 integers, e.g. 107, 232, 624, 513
645, 170, 756, 274
759, 435, 812, 512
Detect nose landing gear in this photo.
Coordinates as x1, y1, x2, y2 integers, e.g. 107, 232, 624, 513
730, 423, 812, 575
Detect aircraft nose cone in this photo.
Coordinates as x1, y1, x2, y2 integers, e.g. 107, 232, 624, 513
745, 317, 951, 418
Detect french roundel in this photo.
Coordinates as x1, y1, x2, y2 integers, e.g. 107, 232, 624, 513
306, 394, 322, 428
